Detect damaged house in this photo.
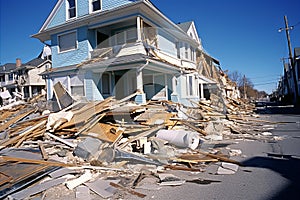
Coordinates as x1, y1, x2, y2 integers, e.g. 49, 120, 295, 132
0, 56, 50, 103
33, 0, 220, 106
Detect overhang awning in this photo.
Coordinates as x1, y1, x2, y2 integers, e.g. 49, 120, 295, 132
197, 74, 217, 84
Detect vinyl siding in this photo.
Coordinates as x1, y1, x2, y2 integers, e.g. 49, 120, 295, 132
46, 0, 138, 29
51, 26, 92, 68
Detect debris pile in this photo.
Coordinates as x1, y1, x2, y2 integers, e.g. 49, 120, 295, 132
0, 84, 279, 199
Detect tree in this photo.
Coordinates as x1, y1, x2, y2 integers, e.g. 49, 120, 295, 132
228, 70, 267, 99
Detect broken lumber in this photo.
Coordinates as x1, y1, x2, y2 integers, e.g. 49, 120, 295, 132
198, 150, 242, 166
0, 120, 46, 150
0, 108, 35, 132
0, 156, 74, 167
109, 182, 146, 198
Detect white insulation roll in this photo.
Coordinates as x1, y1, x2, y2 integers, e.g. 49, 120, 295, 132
156, 130, 200, 150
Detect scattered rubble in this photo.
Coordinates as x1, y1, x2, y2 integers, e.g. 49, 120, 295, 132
0, 84, 283, 199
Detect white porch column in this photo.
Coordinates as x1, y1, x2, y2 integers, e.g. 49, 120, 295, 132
135, 68, 146, 104
171, 75, 178, 102
29, 85, 32, 98
137, 16, 142, 42
21, 86, 24, 99
47, 78, 53, 100
164, 74, 168, 101
136, 69, 144, 93
172, 76, 177, 95
200, 83, 205, 101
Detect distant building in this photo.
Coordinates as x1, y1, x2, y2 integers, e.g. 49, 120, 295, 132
0, 54, 51, 100
275, 47, 300, 105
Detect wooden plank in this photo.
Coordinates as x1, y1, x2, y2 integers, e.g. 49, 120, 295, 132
0, 108, 35, 132
82, 122, 124, 143
143, 112, 174, 126
53, 81, 74, 110
38, 141, 49, 160
198, 150, 242, 166
0, 172, 13, 186
180, 120, 207, 136
0, 120, 46, 150
57, 97, 113, 130
0, 156, 74, 167
118, 126, 163, 149
109, 182, 146, 198
164, 165, 202, 172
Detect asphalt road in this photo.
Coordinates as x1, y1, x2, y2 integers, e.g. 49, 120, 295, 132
129, 106, 300, 200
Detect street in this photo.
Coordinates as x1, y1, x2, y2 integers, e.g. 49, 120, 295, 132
129, 106, 300, 200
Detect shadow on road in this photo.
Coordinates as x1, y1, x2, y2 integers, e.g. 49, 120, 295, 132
242, 156, 300, 200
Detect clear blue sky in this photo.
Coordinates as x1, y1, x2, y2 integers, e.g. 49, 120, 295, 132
1, 0, 300, 94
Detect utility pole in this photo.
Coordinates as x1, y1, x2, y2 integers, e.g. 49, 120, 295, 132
279, 15, 299, 104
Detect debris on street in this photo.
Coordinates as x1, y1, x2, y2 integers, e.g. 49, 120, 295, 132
0, 84, 281, 199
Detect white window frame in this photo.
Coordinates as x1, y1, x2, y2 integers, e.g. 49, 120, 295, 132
57, 31, 78, 53
89, 0, 102, 13
66, 0, 77, 20
186, 75, 197, 97
190, 47, 195, 62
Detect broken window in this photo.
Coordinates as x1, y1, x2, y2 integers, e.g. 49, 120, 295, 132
126, 28, 138, 43
114, 28, 137, 45
58, 31, 77, 52
91, 0, 101, 12
116, 31, 125, 45
101, 73, 110, 95
67, 0, 76, 19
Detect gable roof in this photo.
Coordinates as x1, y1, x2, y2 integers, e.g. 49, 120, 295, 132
33, 0, 200, 47
177, 21, 193, 33
0, 63, 16, 73
39, 0, 64, 32
25, 58, 46, 67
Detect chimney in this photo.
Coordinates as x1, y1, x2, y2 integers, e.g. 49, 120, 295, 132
16, 58, 22, 67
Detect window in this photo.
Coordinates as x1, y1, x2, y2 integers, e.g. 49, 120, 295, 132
67, 0, 76, 19
116, 31, 125, 45
101, 73, 110, 95
91, 0, 101, 12
71, 86, 84, 96
184, 43, 189, 59
190, 47, 195, 62
114, 28, 137, 45
58, 32, 77, 52
187, 75, 194, 96
8, 73, 14, 81
70, 75, 84, 96
126, 28, 137, 43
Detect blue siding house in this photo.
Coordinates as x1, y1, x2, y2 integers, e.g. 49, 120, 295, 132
33, 0, 217, 106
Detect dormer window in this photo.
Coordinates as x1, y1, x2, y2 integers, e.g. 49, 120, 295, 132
91, 0, 101, 12
67, 0, 76, 19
